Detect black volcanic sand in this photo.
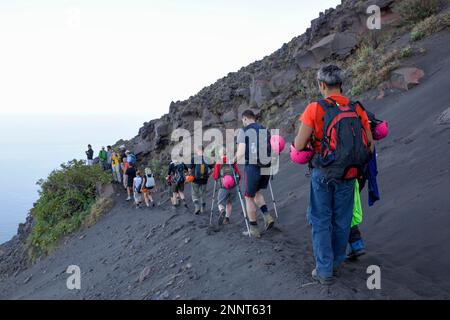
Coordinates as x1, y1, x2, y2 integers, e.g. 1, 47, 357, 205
1, 31, 450, 300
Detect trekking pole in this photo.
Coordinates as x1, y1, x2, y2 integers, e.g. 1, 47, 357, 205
229, 162, 251, 237
209, 180, 217, 226
269, 166, 279, 219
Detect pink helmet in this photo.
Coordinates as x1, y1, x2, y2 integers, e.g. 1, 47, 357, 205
290, 144, 314, 165
373, 121, 389, 141
270, 135, 286, 154
222, 175, 236, 189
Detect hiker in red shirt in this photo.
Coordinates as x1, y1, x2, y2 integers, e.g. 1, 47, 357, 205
213, 147, 241, 226
294, 65, 374, 285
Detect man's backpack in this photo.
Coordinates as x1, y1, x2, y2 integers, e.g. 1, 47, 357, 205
244, 124, 272, 168
313, 98, 371, 180
134, 177, 143, 193
220, 163, 235, 179
173, 163, 185, 184
128, 154, 137, 165
145, 174, 155, 188
193, 158, 210, 181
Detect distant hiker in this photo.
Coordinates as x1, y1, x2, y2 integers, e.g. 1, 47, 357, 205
142, 167, 156, 208
213, 147, 241, 225
86, 144, 94, 166
189, 146, 214, 215
126, 150, 137, 166
235, 110, 274, 238
106, 146, 113, 172
119, 145, 127, 171
125, 161, 136, 201
294, 65, 374, 285
99, 147, 108, 171
122, 157, 129, 190
167, 160, 188, 208
111, 151, 122, 184
133, 170, 144, 208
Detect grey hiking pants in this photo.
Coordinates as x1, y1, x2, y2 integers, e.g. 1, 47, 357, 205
191, 183, 207, 212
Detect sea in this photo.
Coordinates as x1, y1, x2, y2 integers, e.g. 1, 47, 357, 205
0, 113, 146, 244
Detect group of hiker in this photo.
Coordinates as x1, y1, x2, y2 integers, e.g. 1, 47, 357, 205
85, 144, 156, 208
84, 64, 389, 285
165, 110, 276, 235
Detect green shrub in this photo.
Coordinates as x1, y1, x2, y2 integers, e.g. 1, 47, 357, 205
397, 0, 443, 24
400, 46, 413, 58
28, 160, 111, 257
83, 197, 115, 228
347, 45, 399, 95
351, 85, 363, 97
411, 31, 425, 41
411, 12, 450, 41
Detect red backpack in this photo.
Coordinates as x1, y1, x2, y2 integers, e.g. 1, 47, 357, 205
312, 98, 371, 180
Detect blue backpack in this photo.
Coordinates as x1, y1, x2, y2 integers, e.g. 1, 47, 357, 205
127, 154, 137, 165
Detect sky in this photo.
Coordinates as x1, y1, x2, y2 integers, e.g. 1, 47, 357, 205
0, 0, 341, 121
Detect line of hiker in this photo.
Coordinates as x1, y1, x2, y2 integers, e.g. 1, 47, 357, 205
84, 144, 157, 208
83, 64, 389, 286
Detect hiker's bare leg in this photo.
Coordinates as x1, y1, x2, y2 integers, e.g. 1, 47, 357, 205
245, 197, 257, 222
226, 203, 232, 217
144, 193, 150, 206
254, 191, 266, 208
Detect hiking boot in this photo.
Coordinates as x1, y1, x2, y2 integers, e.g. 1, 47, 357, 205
347, 240, 366, 260
333, 267, 341, 277
263, 213, 275, 230
311, 269, 334, 286
218, 210, 226, 226
194, 210, 201, 215
242, 225, 261, 238
347, 248, 366, 260
223, 217, 230, 225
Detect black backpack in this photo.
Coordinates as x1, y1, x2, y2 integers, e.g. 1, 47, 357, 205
244, 123, 272, 168
312, 98, 371, 180
173, 163, 185, 184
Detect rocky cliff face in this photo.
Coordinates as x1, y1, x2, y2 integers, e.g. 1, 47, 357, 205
124, 0, 402, 164
0, 215, 33, 280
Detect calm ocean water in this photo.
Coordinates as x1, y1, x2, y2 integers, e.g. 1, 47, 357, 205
0, 114, 146, 244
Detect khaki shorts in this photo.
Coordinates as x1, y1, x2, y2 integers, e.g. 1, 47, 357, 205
217, 187, 236, 207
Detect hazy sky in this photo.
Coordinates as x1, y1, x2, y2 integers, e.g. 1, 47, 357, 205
0, 0, 340, 120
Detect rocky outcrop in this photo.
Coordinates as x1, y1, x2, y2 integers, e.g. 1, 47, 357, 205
309, 32, 358, 61
0, 215, 33, 280
116, 0, 410, 167
390, 67, 426, 90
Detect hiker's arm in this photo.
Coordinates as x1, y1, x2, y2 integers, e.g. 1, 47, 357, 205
295, 123, 313, 150
234, 143, 245, 164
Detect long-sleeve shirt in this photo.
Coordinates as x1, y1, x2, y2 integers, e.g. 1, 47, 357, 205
86, 149, 94, 160
213, 156, 241, 180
